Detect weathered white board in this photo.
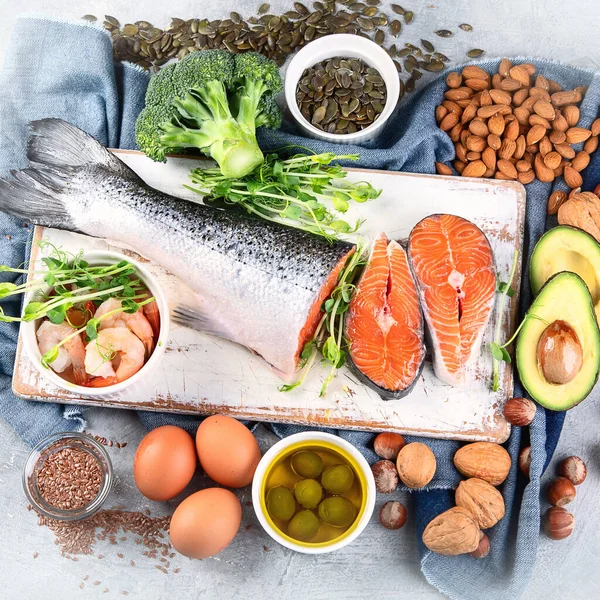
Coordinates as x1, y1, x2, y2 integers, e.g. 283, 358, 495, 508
13, 150, 525, 442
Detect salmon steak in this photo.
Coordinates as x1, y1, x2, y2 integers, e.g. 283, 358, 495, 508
346, 233, 425, 399
408, 214, 495, 386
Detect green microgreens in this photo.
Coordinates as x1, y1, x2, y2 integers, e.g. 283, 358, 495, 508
186, 152, 381, 239
280, 242, 366, 396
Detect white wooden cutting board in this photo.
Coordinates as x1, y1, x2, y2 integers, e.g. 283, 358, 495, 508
12, 150, 525, 442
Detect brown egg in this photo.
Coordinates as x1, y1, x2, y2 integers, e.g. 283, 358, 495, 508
133, 425, 197, 501
170, 488, 242, 559
196, 415, 261, 488
537, 320, 583, 385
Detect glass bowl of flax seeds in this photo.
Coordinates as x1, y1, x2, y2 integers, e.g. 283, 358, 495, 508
23, 432, 113, 521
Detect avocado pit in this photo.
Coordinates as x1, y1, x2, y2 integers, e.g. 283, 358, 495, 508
537, 320, 583, 385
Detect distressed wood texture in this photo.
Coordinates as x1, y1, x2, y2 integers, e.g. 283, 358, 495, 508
12, 150, 525, 442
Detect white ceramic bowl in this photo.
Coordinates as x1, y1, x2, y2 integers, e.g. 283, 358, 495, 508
21, 250, 170, 400
285, 34, 400, 143
252, 431, 376, 554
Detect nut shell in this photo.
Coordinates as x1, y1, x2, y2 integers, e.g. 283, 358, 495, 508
455, 478, 505, 528
379, 501, 407, 530
503, 397, 536, 427
470, 532, 490, 559
546, 477, 576, 507
396, 442, 436, 489
373, 432, 405, 461
543, 506, 575, 540
454, 442, 511, 486
371, 460, 399, 494
422, 507, 481, 555
558, 456, 587, 486
519, 446, 531, 478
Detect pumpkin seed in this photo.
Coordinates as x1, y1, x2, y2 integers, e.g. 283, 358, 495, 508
421, 39, 434, 52
389, 19, 402, 37
374, 29, 385, 45
423, 60, 444, 72
467, 48, 485, 58
459, 23, 473, 32
404, 11, 413, 24
391, 4, 406, 15
258, 3, 270, 14
435, 29, 453, 38
82, 14, 97, 22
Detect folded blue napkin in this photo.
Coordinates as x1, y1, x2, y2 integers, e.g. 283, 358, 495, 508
1, 17, 600, 600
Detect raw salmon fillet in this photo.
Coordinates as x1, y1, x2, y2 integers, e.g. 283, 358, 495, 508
346, 233, 425, 399
408, 214, 495, 386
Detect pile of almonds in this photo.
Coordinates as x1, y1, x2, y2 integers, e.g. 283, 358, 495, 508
434, 58, 600, 187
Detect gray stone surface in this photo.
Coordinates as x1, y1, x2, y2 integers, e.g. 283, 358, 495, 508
1, 1, 600, 599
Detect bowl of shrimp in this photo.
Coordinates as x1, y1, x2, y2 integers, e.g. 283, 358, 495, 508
20, 250, 170, 399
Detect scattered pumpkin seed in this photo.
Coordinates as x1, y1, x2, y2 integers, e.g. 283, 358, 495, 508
389, 19, 402, 37
467, 48, 485, 58
258, 3, 270, 14
459, 23, 473, 32
82, 14, 97, 22
391, 4, 406, 15
421, 39, 434, 52
404, 11, 414, 24
435, 29, 453, 38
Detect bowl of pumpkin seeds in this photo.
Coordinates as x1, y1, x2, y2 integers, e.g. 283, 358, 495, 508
285, 34, 399, 143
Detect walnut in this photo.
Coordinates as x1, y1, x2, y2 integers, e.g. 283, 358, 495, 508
558, 192, 600, 243
455, 478, 505, 528
422, 507, 481, 555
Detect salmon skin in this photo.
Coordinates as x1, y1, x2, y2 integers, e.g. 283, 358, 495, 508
408, 214, 495, 386
346, 233, 425, 399
0, 119, 354, 377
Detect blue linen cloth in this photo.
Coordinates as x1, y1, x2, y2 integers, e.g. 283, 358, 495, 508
1, 17, 600, 600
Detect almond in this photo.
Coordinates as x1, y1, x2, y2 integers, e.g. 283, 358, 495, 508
469, 119, 489, 137
509, 65, 530, 87
466, 135, 487, 152
526, 124, 546, 145
488, 113, 505, 136
499, 58, 512, 77
484, 168, 495, 178
446, 71, 463, 89
499, 77, 522, 92
552, 113, 569, 132
548, 79, 563, 94
572, 151, 591, 172
564, 165, 583, 189
499, 138, 517, 160
456, 143, 468, 162
566, 127, 592, 144
563, 105, 580, 127
482, 147, 497, 171
440, 112, 459, 131
462, 65, 489, 80
495, 171, 513, 181
543, 151, 562, 170
443, 100, 462, 114
539, 136, 553, 157
529, 88, 551, 102
461, 103, 478, 124
487, 133, 502, 150
435, 162, 453, 176
591, 118, 600, 137
450, 123, 463, 142
585, 136, 599, 153
513, 106, 530, 126
462, 160, 487, 178
534, 153, 555, 182
453, 442, 511, 486
551, 89, 582, 106
479, 89, 492, 106
435, 105, 448, 123
489, 89, 512, 105
533, 100, 555, 121
465, 78, 490, 92
492, 73, 503, 89
516, 160, 531, 172
555, 143, 576, 159
512, 88, 529, 107
445, 87, 473, 101
548, 190, 568, 215
497, 159, 517, 179
454, 160, 466, 174
477, 105, 503, 119
535, 74, 550, 90
518, 170, 535, 185
522, 63, 536, 75
466, 151, 481, 161
455, 478, 505, 529
505, 119, 520, 141
549, 130, 566, 144
529, 114, 551, 129
514, 135, 527, 160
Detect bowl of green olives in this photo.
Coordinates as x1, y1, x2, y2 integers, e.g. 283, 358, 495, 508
251, 432, 376, 554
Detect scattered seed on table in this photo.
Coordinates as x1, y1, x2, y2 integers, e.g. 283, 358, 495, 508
467, 48, 485, 57
459, 23, 473, 31
391, 4, 406, 15
404, 11, 413, 24
435, 29, 453, 37
33, 552, 39, 559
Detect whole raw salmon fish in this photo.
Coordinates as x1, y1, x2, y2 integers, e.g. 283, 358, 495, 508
408, 214, 495, 386
0, 119, 354, 376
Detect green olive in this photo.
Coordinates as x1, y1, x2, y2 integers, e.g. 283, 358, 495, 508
288, 509, 321, 541
294, 478, 323, 509
290, 451, 323, 479
321, 464, 355, 494
266, 486, 296, 522
318, 496, 357, 528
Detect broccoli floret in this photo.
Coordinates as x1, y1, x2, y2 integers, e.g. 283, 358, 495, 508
135, 49, 283, 178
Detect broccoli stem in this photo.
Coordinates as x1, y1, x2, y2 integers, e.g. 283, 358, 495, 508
235, 77, 269, 135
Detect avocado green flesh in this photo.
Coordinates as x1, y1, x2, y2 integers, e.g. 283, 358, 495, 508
530, 226, 600, 321
517, 271, 600, 411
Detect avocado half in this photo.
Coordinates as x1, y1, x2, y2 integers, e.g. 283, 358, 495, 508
517, 271, 600, 411
530, 226, 600, 321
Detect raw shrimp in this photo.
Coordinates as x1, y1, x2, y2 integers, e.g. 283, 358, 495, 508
94, 298, 155, 356
36, 321, 87, 384
84, 327, 145, 384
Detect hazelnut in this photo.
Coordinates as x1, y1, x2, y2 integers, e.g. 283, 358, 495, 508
518, 446, 531, 478
396, 442, 436, 489
374, 432, 406, 460
470, 533, 490, 559
372, 460, 399, 493
543, 506, 575, 540
503, 397, 536, 427
546, 477, 576, 507
559, 456, 587, 486
379, 501, 407, 530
